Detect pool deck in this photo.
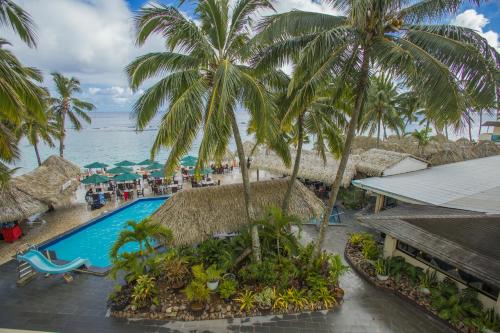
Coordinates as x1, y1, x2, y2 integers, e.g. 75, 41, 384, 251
0, 212, 454, 333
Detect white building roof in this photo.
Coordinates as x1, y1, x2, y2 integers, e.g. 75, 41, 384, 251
352, 155, 500, 214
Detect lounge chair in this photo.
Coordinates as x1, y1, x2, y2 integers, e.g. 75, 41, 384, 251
17, 249, 90, 275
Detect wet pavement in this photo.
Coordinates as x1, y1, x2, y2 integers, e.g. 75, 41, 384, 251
0, 210, 453, 333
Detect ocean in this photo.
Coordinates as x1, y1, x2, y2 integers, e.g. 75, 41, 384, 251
11, 111, 251, 174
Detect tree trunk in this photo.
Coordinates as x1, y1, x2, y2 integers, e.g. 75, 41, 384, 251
282, 113, 304, 213
376, 117, 381, 148
314, 49, 371, 256
34, 142, 42, 166
383, 123, 387, 139
468, 116, 473, 142
229, 110, 261, 263
478, 110, 483, 138
445, 124, 449, 140
59, 107, 67, 158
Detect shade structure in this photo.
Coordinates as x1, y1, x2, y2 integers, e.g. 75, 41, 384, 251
181, 159, 197, 167
84, 162, 108, 169
115, 160, 136, 167
114, 172, 141, 182
137, 159, 158, 166
187, 168, 211, 176
152, 179, 324, 246
181, 155, 197, 163
107, 166, 133, 174
81, 174, 110, 185
146, 162, 164, 170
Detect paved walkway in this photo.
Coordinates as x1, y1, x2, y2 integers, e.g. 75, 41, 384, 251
0, 211, 453, 333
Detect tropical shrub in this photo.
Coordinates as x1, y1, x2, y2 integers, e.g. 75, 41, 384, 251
131, 275, 158, 308
158, 254, 190, 288
361, 239, 379, 260
254, 287, 275, 309
235, 290, 255, 312
474, 308, 500, 332
419, 269, 438, 289
183, 281, 210, 304
218, 279, 238, 300
205, 265, 223, 283
196, 239, 235, 271
375, 258, 390, 276
312, 287, 337, 308
238, 259, 279, 285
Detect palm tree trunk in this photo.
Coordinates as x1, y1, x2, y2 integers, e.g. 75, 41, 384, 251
383, 124, 387, 139
59, 109, 67, 158
314, 49, 370, 256
282, 113, 304, 213
445, 124, 449, 140
478, 110, 483, 138
229, 110, 261, 263
468, 116, 473, 142
34, 142, 42, 166
376, 118, 381, 148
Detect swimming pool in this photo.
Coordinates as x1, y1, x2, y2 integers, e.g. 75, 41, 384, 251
41, 198, 167, 268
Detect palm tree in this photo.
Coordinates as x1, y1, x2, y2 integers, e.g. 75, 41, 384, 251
359, 74, 405, 146
110, 217, 172, 259
49, 73, 95, 158
397, 90, 422, 135
0, 0, 37, 47
17, 103, 59, 166
126, 0, 282, 262
256, 0, 499, 256
410, 127, 432, 155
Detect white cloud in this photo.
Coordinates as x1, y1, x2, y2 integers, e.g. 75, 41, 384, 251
452, 9, 499, 51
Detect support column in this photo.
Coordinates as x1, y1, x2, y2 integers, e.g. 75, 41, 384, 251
374, 194, 385, 213
383, 235, 397, 258
256, 169, 260, 181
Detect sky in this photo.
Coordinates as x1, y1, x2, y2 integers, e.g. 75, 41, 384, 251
4, 0, 500, 116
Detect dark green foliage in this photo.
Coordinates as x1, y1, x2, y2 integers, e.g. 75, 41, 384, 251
218, 278, 238, 300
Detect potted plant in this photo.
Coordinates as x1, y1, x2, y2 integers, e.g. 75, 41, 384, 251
254, 287, 274, 312
218, 278, 238, 302
375, 258, 389, 281
419, 269, 437, 295
205, 265, 222, 291
183, 280, 210, 313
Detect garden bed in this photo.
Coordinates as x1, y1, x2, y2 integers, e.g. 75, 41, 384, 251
344, 235, 499, 333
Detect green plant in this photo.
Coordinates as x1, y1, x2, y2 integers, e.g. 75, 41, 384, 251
158, 255, 189, 288
405, 264, 423, 286
183, 280, 210, 304
196, 239, 235, 270
327, 253, 349, 285
218, 279, 238, 300
306, 273, 328, 291
238, 259, 278, 285
348, 233, 365, 247
235, 290, 255, 312
254, 287, 275, 309
361, 239, 379, 261
205, 265, 223, 283
475, 308, 500, 331
419, 269, 438, 289
287, 288, 308, 310
273, 289, 291, 310
131, 275, 158, 308
375, 258, 389, 276
312, 287, 337, 309
387, 256, 407, 282
191, 264, 207, 283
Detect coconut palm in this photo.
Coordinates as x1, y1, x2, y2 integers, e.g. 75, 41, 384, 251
49, 72, 95, 158
359, 74, 405, 146
110, 217, 172, 259
17, 102, 59, 166
0, 0, 37, 47
256, 0, 499, 255
126, 0, 283, 262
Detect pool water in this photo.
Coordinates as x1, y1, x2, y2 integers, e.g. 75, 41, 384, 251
43, 198, 167, 267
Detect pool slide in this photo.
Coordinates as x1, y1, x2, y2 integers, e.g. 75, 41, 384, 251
17, 249, 91, 274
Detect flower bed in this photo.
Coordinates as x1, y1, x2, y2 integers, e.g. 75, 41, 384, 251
345, 233, 500, 333
107, 210, 346, 321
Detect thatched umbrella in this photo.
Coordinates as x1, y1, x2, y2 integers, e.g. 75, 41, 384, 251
152, 179, 324, 246
13, 155, 81, 207
0, 185, 48, 223
250, 147, 357, 187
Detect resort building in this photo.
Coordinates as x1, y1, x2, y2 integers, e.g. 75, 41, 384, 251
359, 205, 500, 314
480, 116, 500, 143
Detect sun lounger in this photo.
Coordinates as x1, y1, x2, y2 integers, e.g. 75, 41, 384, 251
17, 249, 90, 275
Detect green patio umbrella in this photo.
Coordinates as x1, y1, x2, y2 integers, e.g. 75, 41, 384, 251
181, 159, 197, 167
107, 166, 133, 174
84, 162, 108, 169
137, 159, 158, 165
114, 172, 141, 182
81, 174, 110, 184
188, 168, 212, 176
146, 162, 164, 170
115, 160, 136, 167
181, 155, 197, 162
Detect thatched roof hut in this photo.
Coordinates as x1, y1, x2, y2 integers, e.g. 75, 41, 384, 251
12, 155, 81, 207
152, 179, 324, 246
0, 185, 48, 223
249, 147, 357, 187
356, 149, 429, 177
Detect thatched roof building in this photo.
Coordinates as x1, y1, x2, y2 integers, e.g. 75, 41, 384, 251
0, 185, 48, 223
249, 147, 357, 188
12, 155, 81, 206
356, 149, 429, 177
152, 179, 324, 246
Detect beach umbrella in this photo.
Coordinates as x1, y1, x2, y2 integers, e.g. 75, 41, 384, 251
181, 155, 197, 163
181, 159, 197, 167
107, 166, 133, 174
146, 162, 164, 170
84, 162, 108, 169
188, 168, 212, 176
114, 172, 141, 182
115, 160, 136, 167
81, 174, 110, 185
137, 159, 158, 166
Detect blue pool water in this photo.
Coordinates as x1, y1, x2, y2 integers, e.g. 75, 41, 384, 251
43, 198, 167, 267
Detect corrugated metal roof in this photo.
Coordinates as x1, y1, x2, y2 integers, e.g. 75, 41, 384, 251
352, 155, 500, 214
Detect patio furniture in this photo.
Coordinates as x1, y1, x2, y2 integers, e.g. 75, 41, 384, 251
17, 249, 90, 276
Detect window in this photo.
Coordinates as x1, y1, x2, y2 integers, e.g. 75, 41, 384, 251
396, 240, 499, 299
